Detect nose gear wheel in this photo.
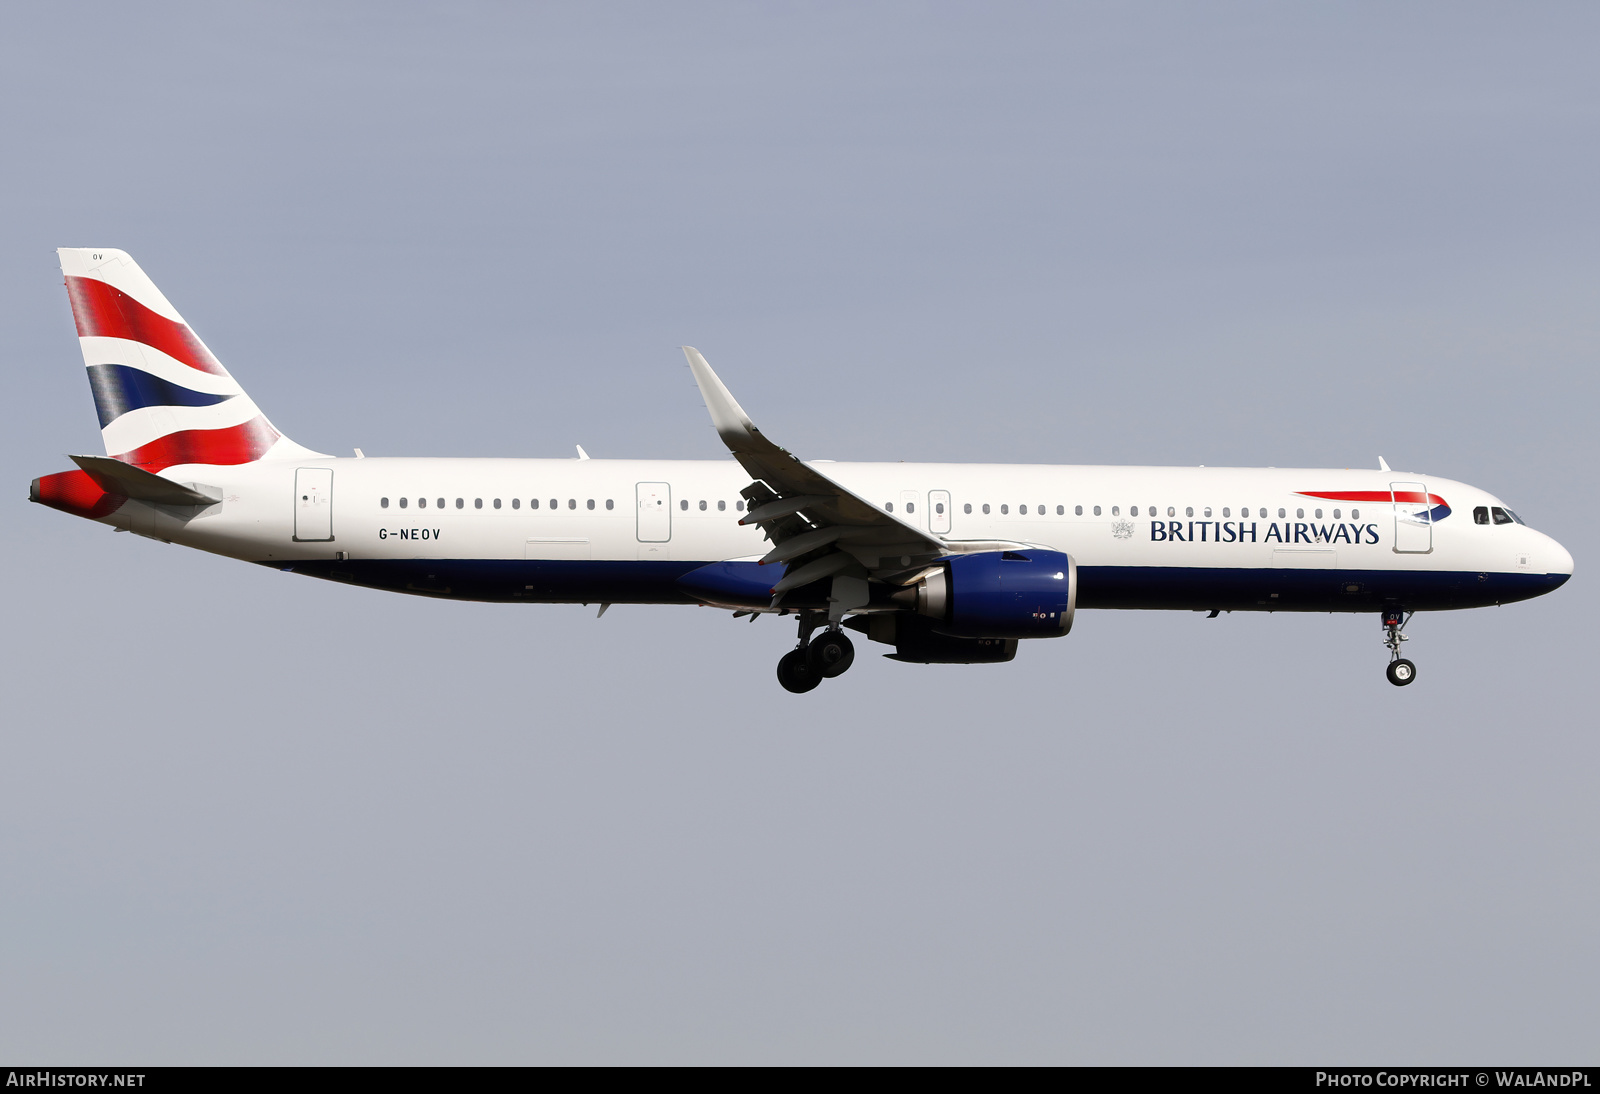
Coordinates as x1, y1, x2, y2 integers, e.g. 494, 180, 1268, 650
1382, 609, 1416, 686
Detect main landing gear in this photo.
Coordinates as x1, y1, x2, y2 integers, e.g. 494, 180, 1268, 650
1382, 608, 1416, 687
776, 612, 856, 693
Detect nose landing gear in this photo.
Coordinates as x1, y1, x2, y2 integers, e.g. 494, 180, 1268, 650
775, 611, 857, 693
1382, 608, 1416, 686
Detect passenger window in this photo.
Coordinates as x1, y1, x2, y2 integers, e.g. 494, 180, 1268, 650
735, 501, 744, 511
437, 498, 445, 509
1037, 504, 1045, 515
906, 502, 915, 513
697, 500, 706, 511
474, 498, 482, 509
1057, 505, 1065, 516
1186, 507, 1194, 518
1474, 506, 1490, 525
1166, 506, 1174, 517
1259, 508, 1267, 518
1203, 507, 1211, 518
1222, 507, 1229, 517
512, 498, 520, 509
380, 497, 389, 508
964, 503, 972, 514
1295, 508, 1303, 519
1092, 506, 1101, 516
681, 499, 688, 510
886, 502, 894, 512
1492, 506, 1514, 525
1277, 508, 1285, 518
1000, 504, 1009, 515
1314, 509, 1321, 519
1074, 505, 1082, 516
1110, 506, 1119, 516
1021, 505, 1029, 515
567, 499, 576, 509
530, 498, 539, 509
455, 498, 464, 509
418, 497, 427, 508
982, 504, 991, 515
606, 499, 614, 510
717, 500, 726, 511
1351, 508, 1360, 519
587, 499, 595, 510
1332, 508, 1339, 519
493, 499, 501, 509
399, 497, 408, 509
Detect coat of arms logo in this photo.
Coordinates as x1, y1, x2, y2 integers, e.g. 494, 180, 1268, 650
1111, 519, 1134, 539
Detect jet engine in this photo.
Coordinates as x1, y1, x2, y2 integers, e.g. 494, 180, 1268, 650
894, 549, 1076, 639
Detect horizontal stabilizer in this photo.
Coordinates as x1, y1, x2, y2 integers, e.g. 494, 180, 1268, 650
69, 454, 219, 505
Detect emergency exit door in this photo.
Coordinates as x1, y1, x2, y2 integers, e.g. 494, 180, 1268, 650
636, 482, 671, 542
294, 467, 334, 541
929, 490, 952, 534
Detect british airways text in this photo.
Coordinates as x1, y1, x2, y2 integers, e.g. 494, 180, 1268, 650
1151, 521, 1381, 544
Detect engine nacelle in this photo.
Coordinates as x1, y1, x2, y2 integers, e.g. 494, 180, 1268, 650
904, 549, 1076, 640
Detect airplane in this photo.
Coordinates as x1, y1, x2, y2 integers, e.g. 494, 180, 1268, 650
31, 248, 1574, 692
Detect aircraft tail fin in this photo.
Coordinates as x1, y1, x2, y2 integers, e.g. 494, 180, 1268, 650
57, 248, 322, 471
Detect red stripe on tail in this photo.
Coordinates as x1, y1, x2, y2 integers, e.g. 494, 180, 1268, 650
31, 469, 126, 519
64, 276, 229, 377
111, 415, 279, 471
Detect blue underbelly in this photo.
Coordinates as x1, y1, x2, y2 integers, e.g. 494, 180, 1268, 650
268, 558, 1568, 611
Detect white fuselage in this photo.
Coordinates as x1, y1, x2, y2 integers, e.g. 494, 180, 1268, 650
101, 456, 1572, 613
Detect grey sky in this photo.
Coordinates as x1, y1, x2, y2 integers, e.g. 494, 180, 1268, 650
2, 2, 1595, 1063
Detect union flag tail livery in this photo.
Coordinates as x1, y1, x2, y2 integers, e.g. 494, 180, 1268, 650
58, 248, 320, 471
30, 249, 1574, 691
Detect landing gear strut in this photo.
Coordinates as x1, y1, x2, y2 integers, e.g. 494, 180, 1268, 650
1382, 608, 1416, 687
775, 611, 856, 693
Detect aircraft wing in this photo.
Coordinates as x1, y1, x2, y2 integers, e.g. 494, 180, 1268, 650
684, 347, 988, 605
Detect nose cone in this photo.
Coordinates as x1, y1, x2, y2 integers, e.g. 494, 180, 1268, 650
1538, 530, 1574, 591
1549, 536, 1574, 578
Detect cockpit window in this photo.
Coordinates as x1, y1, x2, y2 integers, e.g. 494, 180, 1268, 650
1491, 506, 1514, 525
1474, 506, 1489, 525
1506, 509, 1525, 525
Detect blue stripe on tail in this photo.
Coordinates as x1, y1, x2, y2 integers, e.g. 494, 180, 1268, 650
85, 363, 235, 428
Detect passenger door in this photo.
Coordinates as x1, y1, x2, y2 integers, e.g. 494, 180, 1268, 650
1391, 481, 1432, 553
293, 468, 333, 542
636, 482, 671, 542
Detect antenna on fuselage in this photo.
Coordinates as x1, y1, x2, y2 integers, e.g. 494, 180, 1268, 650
1378, 456, 1391, 472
